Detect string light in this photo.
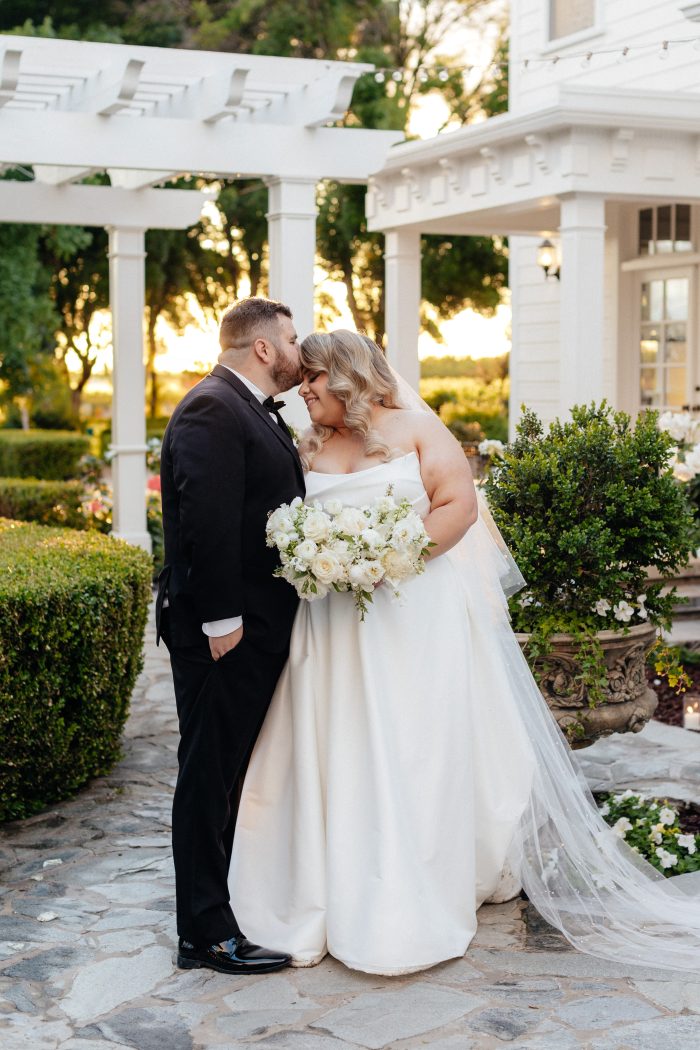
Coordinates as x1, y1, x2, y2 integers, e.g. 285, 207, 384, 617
361, 35, 700, 86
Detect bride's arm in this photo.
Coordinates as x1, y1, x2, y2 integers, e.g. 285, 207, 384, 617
413, 411, 478, 558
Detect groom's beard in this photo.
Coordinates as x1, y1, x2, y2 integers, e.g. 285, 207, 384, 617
270, 347, 303, 392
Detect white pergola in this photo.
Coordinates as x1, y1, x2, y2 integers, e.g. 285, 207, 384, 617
0, 35, 402, 549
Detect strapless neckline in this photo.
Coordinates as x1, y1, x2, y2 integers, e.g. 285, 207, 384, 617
307, 450, 418, 478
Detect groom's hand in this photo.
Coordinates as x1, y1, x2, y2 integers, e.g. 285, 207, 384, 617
209, 626, 244, 661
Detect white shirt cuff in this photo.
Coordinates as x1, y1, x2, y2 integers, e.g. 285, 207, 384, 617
202, 615, 243, 637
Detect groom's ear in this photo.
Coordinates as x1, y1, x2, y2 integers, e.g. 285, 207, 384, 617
252, 336, 272, 363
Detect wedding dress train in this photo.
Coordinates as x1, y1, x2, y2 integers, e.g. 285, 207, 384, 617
229, 451, 700, 975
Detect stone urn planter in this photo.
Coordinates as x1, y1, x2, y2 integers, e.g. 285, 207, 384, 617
515, 622, 658, 749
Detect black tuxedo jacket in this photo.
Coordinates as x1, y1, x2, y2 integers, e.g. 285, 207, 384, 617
157, 365, 305, 652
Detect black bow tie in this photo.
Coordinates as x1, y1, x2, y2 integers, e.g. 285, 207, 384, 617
262, 396, 286, 413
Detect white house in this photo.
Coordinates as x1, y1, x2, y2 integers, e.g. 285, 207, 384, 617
367, 1, 700, 433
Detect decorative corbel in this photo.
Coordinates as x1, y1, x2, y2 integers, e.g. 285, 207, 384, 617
99, 59, 145, 116
610, 129, 634, 172
524, 134, 550, 175
400, 167, 423, 200
479, 147, 503, 183
438, 157, 461, 192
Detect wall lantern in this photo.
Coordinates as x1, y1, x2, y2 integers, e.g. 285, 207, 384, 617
537, 238, 560, 280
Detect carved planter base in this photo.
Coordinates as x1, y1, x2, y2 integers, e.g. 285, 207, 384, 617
515, 622, 658, 749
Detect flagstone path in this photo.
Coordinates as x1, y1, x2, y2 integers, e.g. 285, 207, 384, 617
1, 606, 700, 1049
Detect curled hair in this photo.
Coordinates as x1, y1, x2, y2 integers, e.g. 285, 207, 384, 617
297, 330, 401, 470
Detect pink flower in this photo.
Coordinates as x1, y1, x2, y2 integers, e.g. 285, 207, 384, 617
147, 476, 161, 492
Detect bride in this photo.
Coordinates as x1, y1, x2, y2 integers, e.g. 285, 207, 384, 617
229, 328, 700, 976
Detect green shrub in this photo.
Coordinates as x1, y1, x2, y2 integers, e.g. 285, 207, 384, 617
0, 519, 152, 822
599, 791, 700, 875
0, 430, 89, 480
0, 478, 87, 529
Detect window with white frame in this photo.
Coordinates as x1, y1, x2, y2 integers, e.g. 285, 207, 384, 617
638, 204, 693, 256
550, 0, 595, 41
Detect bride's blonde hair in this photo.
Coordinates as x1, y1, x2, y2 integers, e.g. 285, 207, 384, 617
297, 330, 401, 470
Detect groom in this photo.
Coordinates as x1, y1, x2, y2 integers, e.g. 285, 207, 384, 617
157, 297, 305, 974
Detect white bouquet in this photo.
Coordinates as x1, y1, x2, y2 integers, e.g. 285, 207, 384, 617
266, 486, 434, 619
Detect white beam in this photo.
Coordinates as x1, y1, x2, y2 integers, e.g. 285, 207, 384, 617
261, 69, 368, 128
0, 181, 209, 228
266, 177, 318, 432
384, 228, 421, 391
0, 109, 403, 182
108, 169, 177, 190
558, 194, 607, 414
33, 165, 98, 186
108, 226, 151, 552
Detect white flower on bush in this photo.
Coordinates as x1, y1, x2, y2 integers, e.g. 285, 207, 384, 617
335, 507, 368, 536
594, 599, 611, 616
671, 457, 696, 483
599, 801, 610, 817
650, 823, 664, 845
311, 549, 345, 585
658, 410, 695, 443
677, 833, 697, 854
478, 438, 505, 458
518, 593, 534, 608
659, 806, 677, 826
302, 509, 331, 543
613, 600, 634, 623
614, 789, 638, 802
655, 846, 679, 869
348, 559, 384, 588
612, 817, 633, 837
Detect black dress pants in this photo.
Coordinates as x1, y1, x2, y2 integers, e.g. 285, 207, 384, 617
166, 626, 288, 946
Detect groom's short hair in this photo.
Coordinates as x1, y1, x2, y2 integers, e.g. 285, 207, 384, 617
219, 297, 292, 355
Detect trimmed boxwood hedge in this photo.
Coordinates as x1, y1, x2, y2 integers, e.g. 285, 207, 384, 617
0, 429, 89, 480
0, 519, 153, 822
0, 478, 87, 529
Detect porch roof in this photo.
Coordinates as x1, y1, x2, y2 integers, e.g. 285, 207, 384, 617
366, 85, 700, 237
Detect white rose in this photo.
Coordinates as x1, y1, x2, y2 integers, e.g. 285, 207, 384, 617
382, 549, 414, 582
290, 496, 303, 509
613, 600, 634, 623
348, 559, 384, 588
391, 520, 421, 547
302, 509, 331, 542
360, 527, 384, 552
295, 539, 318, 563
335, 507, 368, 536
311, 549, 344, 585
324, 499, 343, 516
272, 530, 294, 550
594, 599, 611, 616
268, 508, 295, 534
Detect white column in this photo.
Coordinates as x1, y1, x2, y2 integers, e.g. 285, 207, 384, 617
558, 194, 607, 415
384, 227, 421, 390
266, 177, 318, 431
108, 226, 151, 552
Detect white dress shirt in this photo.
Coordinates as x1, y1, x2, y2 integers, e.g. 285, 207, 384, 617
202, 366, 277, 639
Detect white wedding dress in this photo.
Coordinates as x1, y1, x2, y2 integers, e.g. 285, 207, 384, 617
229, 450, 700, 975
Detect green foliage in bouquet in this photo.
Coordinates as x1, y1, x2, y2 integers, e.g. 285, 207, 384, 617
0, 429, 89, 480
484, 403, 696, 704
599, 791, 700, 875
0, 520, 152, 822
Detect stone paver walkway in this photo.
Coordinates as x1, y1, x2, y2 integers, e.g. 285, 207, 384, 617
2, 607, 700, 1049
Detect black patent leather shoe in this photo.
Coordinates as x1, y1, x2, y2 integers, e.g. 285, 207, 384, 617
176, 934, 291, 974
